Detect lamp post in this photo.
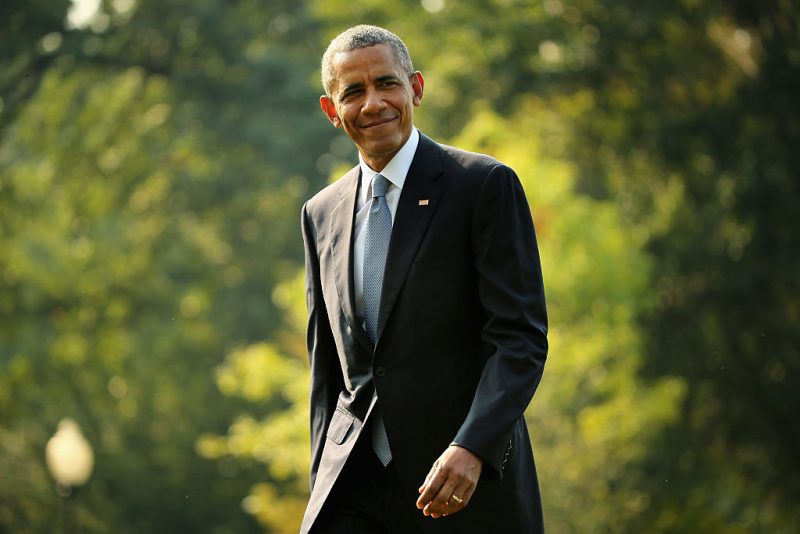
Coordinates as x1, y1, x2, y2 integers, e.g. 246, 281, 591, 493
46, 418, 94, 533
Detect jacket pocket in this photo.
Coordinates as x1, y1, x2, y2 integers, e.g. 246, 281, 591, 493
327, 408, 355, 445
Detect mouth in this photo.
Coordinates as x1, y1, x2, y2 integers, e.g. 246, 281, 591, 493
360, 116, 397, 129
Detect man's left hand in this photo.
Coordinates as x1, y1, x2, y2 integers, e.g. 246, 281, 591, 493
416, 445, 483, 518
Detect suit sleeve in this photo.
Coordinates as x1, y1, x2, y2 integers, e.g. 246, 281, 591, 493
301, 202, 345, 490
452, 163, 548, 480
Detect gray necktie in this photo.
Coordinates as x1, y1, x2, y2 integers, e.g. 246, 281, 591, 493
363, 174, 392, 466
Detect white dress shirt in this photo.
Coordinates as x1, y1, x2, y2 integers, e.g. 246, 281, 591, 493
353, 127, 420, 322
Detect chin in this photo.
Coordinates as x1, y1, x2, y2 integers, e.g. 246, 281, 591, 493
364, 136, 402, 155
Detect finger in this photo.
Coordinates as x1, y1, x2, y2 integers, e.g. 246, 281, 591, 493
441, 480, 474, 517
416, 475, 444, 510
423, 478, 459, 518
418, 461, 437, 494
416, 466, 446, 510
419, 458, 440, 493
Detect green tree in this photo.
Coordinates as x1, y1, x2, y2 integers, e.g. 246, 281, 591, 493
453, 101, 685, 532
1, 0, 332, 531
2, 0, 797, 531
198, 272, 310, 533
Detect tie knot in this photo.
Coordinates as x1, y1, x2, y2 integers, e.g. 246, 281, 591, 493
371, 174, 390, 198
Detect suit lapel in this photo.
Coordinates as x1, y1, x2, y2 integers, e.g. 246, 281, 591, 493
377, 135, 445, 340
329, 166, 373, 352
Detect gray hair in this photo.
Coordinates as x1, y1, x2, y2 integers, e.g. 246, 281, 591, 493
321, 25, 415, 96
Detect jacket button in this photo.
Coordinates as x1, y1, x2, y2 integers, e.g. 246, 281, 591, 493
375, 366, 386, 377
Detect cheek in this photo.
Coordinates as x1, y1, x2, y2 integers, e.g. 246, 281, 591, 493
400, 98, 415, 115
340, 108, 359, 128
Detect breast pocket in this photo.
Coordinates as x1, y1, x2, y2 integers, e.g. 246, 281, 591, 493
326, 408, 355, 445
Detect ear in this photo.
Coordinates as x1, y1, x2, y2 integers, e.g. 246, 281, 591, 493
320, 95, 341, 127
410, 72, 424, 106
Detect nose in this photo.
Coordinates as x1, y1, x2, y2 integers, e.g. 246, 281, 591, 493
362, 86, 384, 114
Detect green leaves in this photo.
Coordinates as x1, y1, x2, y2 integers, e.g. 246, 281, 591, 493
452, 101, 687, 532
1, 0, 798, 532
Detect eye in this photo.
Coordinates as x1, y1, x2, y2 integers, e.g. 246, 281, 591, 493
340, 89, 363, 102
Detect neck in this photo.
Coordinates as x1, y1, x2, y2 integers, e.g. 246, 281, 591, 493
361, 151, 399, 173
360, 128, 414, 172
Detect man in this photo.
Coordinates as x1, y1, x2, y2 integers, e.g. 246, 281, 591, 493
300, 25, 548, 533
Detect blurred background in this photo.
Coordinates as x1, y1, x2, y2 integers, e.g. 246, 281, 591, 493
1, 0, 798, 532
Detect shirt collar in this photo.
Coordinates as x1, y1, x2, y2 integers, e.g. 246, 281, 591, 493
358, 127, 419, 196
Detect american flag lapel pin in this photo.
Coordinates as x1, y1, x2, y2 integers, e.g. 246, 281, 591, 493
418, 199, 430, 206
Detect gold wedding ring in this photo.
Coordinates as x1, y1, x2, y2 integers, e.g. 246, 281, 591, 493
451, 494, 463, 504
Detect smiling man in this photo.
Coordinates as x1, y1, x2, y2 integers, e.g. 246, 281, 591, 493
300, 25, 548, 533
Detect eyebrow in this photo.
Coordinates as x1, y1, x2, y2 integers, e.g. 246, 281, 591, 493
341, 82, 365, 94
374, 74, 401, 83
340, 75, 402, 95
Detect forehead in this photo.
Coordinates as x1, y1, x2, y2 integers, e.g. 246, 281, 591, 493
330, 44, 405, 87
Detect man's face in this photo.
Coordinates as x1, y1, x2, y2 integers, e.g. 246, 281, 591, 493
320, 44, 424, 171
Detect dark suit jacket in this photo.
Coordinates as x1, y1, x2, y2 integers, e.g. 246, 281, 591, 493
300, 133, 548, 533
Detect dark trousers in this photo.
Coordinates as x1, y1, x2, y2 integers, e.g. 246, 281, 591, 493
312, 427, 424, 534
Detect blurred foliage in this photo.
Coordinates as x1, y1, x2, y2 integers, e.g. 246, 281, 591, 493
1, 0, 798, 532
198, 274, 310, 533
453, 101, 687, 532
1, 0, 328, 531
